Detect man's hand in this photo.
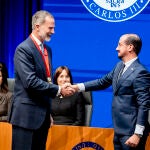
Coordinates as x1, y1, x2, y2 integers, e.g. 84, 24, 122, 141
69, 84, 79, 92
125, 134, 141, 147
60, 83, 75, 97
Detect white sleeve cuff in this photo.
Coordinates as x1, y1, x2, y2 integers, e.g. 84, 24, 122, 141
77, 83, 85, 92
56, 86, 61, 96
134, 124, 145, 135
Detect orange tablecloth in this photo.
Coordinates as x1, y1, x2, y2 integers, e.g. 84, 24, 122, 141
0, 123, 150, 150
46, 125, 114, 150
0, 123, 12, 150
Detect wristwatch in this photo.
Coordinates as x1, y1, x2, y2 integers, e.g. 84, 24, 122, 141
134, 133, 142, 138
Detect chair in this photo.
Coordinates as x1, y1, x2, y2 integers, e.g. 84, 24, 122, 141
82, 91, 93, 126
7, 78, 15, 92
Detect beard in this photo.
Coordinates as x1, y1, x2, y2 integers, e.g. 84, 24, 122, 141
118, 55, 122, 60
117, 51, 123, 60
38, 31, 51, 42
45, 35, 51, 42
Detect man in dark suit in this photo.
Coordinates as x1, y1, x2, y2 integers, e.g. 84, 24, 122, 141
8, 10, 74, 150
71, 33, 150, 150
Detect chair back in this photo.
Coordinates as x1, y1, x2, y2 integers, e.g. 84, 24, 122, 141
82, 91, 93, 126
7, 78, 15, 92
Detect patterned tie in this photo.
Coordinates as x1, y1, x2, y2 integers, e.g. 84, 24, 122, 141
40, 43, 44, 54
117, 63, 125, 81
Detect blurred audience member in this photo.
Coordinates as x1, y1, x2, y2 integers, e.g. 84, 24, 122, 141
0, 62, 13, 122
51, 66, 85, 126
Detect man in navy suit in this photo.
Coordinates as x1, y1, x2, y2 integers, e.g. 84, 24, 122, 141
8, 10, 74, 150
71, 34, 150, 150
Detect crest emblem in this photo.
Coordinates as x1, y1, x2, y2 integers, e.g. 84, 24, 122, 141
81, 0, 149, 22
72, 141, 104, 150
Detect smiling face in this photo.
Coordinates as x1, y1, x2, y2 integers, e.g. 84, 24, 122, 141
37, 16, 55, 42
57, 69, 71, 86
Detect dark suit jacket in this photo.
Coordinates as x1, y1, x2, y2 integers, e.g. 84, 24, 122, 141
9, 37, 59, 130
84, 59, 150, 135
51, 92, 85, 126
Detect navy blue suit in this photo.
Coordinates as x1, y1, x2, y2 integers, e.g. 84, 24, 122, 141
9, 36, 59, 149
84, 59, 150, 149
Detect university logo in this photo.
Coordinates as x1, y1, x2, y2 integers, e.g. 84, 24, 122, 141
81, 0, 150, 22
72, 141, 104, 150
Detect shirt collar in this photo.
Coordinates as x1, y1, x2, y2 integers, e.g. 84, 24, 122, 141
124, 57, 138, 68
31, 33, 42, 46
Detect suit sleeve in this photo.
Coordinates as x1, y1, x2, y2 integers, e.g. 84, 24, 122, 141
84, 70, 113, 92
133, 70, 150, 126
14, 44, 58, 98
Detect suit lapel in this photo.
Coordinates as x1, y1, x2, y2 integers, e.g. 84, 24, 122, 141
28, 37, 47, 78
114, 59, 139, 92
113, 62, 124, 92
121, 65, 135, 80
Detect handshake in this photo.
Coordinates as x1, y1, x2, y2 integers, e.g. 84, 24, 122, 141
60, 83, 79, 97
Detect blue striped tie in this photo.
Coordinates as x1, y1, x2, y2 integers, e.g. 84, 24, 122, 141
117, 64, 125, 82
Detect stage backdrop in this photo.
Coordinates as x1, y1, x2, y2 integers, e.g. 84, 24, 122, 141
43, 0, 150, 127
1, 1, 150, 128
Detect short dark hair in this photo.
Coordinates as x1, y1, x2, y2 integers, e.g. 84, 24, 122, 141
124, 34, 142, 55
